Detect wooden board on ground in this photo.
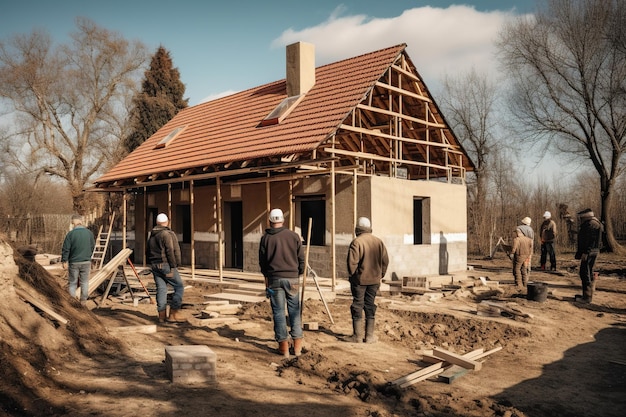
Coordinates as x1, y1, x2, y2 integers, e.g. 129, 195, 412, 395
392, 347, 502, 388
438, 365, 469, 384
107, 325, 157, 334
15, 287, 68, 325
203, 292, 266, 304
432, 347, 482, 370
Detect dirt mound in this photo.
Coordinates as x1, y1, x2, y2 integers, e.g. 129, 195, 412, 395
0, 238, 123, 416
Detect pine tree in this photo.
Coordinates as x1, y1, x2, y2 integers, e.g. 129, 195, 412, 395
123, 46, 188, 153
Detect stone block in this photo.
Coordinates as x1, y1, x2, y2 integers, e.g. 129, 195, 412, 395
165, 345, 216, 384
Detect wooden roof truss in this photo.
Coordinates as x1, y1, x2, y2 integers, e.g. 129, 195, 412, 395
321, 53, 467, 183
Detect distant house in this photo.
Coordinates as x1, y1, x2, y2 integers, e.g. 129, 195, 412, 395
94, 42, 474, 286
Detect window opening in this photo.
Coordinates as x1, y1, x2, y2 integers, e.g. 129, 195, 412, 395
155, 125, 186, 149
260, 94, 304, 126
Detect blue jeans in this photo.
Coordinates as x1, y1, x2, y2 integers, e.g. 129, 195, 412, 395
350, 283, 379, 320
151, 263, 185, 312
268, 278, 303, 342
68, 261, 91, 301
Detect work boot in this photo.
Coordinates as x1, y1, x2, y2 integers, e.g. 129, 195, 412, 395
168, 308, 187, 323
345, 318, 364, 343
278, 340, 290, 358
158, 310, 167, 324
540, 264, 546, 271
365, 318, 377, 344
293, 338, 303, 357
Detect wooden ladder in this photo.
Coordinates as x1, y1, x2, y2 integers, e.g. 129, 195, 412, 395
91, 212, 115, 270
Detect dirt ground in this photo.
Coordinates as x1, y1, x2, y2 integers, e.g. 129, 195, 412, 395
1, 239, 625, 417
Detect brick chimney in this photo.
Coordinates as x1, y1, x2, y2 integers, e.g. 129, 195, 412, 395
286, 41, 315, 97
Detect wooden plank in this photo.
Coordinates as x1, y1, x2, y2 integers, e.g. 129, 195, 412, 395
107, 325, 157, 334
88, 248, 133, 295
439, 347, 503, 384
481, 301, 533, 318
392, 348, 485, 387
432, 347, 482, 370
15, 287, 68, 325
421, 348, 484, 364
438, 365, 468, 384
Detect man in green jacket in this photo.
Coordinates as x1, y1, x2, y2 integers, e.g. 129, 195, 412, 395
61, 214, 95, 303
346, 217, 389, 343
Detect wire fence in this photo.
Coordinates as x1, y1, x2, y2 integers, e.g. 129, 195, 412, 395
1, 214, 72, 255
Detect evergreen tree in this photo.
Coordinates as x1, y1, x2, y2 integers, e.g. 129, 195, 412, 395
123, 46, 188, 153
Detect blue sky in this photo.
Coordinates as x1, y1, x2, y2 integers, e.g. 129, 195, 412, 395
1, 0, 536, 106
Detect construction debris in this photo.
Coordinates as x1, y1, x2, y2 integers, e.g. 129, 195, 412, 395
390, 346, 502, 388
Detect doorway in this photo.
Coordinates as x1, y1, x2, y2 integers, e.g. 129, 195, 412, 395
224, 201, 243, 269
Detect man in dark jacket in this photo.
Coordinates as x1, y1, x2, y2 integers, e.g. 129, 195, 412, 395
147, 213, 185, 323
346, 217, 389, 343
540, 211, 558, 271
61, 214, 95, 303
259, 208, 305, 358
575, 208, 603, 303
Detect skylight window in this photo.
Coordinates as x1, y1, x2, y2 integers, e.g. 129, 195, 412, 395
260, 94, 304, 127
154, 125, 186, 149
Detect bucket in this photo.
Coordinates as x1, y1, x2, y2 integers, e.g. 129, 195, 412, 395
527, 282, 548, 302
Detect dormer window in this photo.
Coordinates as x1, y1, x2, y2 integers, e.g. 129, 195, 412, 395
155, 125, 186, 149
260, 94, 304, 127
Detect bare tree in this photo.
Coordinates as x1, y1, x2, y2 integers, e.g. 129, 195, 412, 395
498, 0, 626, 253
0, 18, 147, 214
440, 68, 501, 254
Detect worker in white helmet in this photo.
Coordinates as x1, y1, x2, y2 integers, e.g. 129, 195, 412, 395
259, 208, 305, 358
539, 211, 558, 271
346, 216, 389, 343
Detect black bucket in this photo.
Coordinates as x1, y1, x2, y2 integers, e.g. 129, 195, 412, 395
527, 282, 548, 302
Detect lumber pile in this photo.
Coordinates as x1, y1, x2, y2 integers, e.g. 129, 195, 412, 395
390, 346, 502, 388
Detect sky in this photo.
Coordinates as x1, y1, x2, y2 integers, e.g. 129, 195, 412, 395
2, 1, 572, 180
0, 0, 537, 106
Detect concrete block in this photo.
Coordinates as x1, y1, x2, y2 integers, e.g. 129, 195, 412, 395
303, 322, 318, 331
165, 345, 216, 384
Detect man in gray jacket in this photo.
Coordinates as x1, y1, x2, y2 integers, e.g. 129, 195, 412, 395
346, 217, 389, 343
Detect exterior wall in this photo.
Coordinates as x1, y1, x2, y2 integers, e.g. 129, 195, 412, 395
368, 176, 468, 281
127, 173, 467, 281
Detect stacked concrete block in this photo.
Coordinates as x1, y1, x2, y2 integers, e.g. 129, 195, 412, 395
165, 345, 216, 384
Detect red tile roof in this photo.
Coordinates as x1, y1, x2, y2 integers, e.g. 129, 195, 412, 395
96, 44, 467, 187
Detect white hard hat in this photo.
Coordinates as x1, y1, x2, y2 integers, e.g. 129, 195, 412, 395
269, 208, 284, 223
357, 217, 371, 228
156, 213, 168, 223
521, 217, 531, 225
543, 211, 551, 219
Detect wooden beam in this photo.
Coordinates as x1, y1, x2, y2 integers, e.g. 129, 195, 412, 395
432, 347, 482, 370
356, 103, 445, 129
338, 124, 458, 150
15, 287, 68, 325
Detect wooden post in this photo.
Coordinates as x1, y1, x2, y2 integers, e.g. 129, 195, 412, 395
190, 179, 195, 279
216, 176, 223, 282
300, 218, 312, 319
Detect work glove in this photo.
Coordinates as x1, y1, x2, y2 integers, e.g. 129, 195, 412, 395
265, 287, 275, 298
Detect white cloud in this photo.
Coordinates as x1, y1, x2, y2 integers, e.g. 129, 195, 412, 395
199, 89, 239, 104
272, 5, 529, 92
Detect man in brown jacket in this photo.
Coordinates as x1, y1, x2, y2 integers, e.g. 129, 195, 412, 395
346, 217, 389, 343
510, 228, 533, 288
